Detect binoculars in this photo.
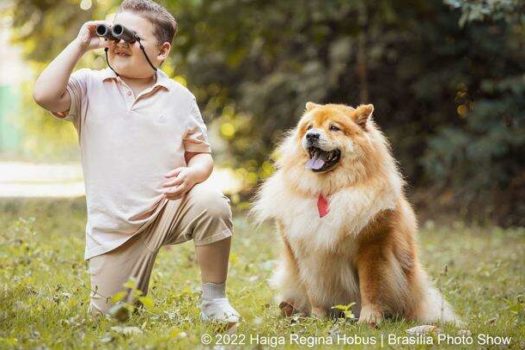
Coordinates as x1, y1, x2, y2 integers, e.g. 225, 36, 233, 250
96, 23, 158, 73
96, 24, 137, 44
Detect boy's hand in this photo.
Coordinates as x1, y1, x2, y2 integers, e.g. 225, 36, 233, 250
75, 21, 111, 52
162, 167, 198, 200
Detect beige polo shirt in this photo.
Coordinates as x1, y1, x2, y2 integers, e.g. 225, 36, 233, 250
52, 68, 211, 260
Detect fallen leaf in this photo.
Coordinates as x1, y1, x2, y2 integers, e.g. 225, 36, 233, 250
100, 334, 114, 343
110, 326, 143, 335
406, 325, 440, 335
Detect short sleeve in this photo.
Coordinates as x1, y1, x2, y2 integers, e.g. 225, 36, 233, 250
183, 97, 211, 153
50, 68, 90, 122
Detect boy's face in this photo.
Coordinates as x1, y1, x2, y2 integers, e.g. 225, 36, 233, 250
108, 11, 170, 79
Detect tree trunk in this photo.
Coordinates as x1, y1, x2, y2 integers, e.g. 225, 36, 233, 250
356, 2, 368, 104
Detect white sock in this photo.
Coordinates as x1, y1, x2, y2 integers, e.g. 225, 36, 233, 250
202, 282, 226, 300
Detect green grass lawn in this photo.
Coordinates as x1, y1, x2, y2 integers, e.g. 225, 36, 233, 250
1, 198, 524, 349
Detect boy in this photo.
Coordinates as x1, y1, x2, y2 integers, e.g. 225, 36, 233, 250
32, 0, 240, 325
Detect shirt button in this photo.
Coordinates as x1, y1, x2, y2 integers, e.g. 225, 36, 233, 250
127, 91, 132, 96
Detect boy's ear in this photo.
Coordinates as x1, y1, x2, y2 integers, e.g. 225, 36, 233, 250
157, 42, 171, 61
354, 104, 374, 129
305, 101, 321, 111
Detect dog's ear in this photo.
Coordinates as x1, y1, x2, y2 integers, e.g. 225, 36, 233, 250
354, 104, 374, 129
305, 101, 321, 111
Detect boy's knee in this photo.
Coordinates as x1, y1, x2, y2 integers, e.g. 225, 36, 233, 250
190, 186, 232, 222
89, 298, 135, 321
88, 299, 109, 318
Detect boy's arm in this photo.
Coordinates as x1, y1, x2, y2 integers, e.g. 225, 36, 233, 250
33, 21, 108, 115
162, 153, 213, 200
162, 97, 213, 200
186, 152, 214, 183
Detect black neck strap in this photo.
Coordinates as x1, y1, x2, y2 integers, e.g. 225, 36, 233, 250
104, 38, 157, 77
137, 38, 158, 72
104, 47, 119, 77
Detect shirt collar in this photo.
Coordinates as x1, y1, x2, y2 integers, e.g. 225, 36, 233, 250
101, 68, 171, 91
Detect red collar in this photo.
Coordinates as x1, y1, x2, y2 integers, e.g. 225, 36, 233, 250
317, 194, 330, 218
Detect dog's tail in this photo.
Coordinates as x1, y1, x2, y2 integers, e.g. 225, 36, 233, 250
417, 272, 463, 326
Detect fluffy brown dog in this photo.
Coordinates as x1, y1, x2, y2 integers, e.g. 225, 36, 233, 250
253, 102, 459, 326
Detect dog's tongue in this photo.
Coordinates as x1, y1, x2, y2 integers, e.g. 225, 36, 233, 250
306, 155, 325, 170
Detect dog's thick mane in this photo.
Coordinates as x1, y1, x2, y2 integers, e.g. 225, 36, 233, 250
253, 119, 405, 231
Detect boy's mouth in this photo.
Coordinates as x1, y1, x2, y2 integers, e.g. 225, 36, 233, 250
114, 48, 131, 57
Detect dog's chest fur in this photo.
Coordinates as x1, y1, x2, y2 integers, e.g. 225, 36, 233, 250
262, 172, 398, 252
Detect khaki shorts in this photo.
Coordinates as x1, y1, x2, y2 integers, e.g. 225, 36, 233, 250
87, 183, 233, 316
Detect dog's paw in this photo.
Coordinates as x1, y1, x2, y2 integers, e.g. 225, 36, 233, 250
279, 301, 296, 317
358, 305, 383, 327
311, 306, 328, 319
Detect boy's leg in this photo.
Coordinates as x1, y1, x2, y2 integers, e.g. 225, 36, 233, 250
87, 183, 237, 320
87, 232, 158, 317
163, 182, 234, 261
163, 182, 239, 324
87, 197, 187, 318
196, 237, 240, 325
195, 236, 231, 284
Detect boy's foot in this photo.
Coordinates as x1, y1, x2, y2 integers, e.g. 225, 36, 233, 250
200, 298, 240, 326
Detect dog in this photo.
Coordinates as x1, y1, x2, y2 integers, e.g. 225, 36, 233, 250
252, 102, 459, 326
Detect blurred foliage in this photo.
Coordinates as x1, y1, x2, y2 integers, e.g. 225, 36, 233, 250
445, 0, 525, 27
3, 0, 114, 161
5, 0, 525, 225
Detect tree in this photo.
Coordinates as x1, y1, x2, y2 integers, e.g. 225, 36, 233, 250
7, 0, 525, 225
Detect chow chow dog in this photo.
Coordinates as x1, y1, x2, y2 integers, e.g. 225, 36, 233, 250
253, 102, 459, 326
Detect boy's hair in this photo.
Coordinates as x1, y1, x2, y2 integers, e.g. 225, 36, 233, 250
119, 0, 177, 45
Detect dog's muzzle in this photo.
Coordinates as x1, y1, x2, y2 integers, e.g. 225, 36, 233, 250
304, 131, 341, 172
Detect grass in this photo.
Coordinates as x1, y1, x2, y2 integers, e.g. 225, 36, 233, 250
0, 198, 524, 349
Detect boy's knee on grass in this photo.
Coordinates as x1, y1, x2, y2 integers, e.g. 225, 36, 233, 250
89, 298, 144, 322
88, 300, 108, 319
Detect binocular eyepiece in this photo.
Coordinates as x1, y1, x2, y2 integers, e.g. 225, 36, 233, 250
96, 24, 137, 44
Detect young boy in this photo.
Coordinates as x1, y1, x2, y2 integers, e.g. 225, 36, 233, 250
32, 0, 240, 325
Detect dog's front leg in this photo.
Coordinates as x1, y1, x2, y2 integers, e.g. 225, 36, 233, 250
309, 301, 328, 319
303, 283, 328, 319
356, 245, 386, 327
276, 225, 310, 316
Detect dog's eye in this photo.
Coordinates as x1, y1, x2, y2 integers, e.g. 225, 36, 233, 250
329, 125, 341, 132
306, 124, 313, 130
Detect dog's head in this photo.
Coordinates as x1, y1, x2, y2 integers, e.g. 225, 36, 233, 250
297, 102, 375, 173
275, 102, 395, 194
273, 101, 398, 196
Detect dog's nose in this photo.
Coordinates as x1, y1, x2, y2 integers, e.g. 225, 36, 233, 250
306, 132, 320, 142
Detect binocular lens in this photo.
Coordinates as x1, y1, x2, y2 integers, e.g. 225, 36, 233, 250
112, 24, 124, 36
95, 24, 137, 44
112, 24, 137, 44
96, 24, 111, 37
